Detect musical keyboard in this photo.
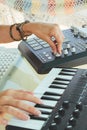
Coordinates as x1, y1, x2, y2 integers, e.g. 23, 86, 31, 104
6, 67, 87, 130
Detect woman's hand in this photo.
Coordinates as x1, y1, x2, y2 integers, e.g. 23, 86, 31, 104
24, 22, 64, 54
0, 89, 43, 126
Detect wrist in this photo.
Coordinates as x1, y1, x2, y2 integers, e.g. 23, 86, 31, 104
22, 22, 32, 36
10, 21, 32, 41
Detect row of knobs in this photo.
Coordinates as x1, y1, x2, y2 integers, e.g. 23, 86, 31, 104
55, 45, 76, 57
63, 44, 76, 55
49, 101, 83, 130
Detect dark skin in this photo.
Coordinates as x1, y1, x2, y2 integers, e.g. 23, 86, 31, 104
0, 22, 64, 125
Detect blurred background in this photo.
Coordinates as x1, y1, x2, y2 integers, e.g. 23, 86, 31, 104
0, 0, 87, 27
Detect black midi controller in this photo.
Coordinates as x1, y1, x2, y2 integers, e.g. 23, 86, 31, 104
6, 67, 87, 130
18, 26, 87, 74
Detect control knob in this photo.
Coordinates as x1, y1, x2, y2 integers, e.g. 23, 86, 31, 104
58, 108, 65, 117
76, 102, 83, 111
66, 43, 71, 49
62, 101, 69, 109
73, 109, 80, 118
71, 46, 76, 54
69, 117, 76, 127
63, 49, 68, 55
65, 125, 73, 130
49, 123, 57, 130
54, 115, 61, 124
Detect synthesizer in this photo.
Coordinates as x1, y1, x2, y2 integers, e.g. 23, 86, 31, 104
6, 67, 87, 130
18, 26, 87, 74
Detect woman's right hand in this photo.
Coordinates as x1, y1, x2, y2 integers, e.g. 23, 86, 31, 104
0, 89, 43, 125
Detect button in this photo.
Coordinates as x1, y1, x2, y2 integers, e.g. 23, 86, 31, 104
69, 117, 76, 127
62, 101, 69, 109
76, 102, 82, 111
58, 108, 65, 117
65, 125, 73, 130
54, 115, 61, 124
49, 123, 57, 130
73, 109, 80, 118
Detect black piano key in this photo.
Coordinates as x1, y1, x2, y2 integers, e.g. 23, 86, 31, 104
30, 115, 47, 121
62, 68, 77, 72
55, 77, 71, 81
35, 104, 54, 109
59, 71, 76, 76
41, 95, 59, 101
49, 84, 67, 89
44, 91, 62, 96
40, 110, 51, 115
50, 83, 67, 89
50, 81, 69, 85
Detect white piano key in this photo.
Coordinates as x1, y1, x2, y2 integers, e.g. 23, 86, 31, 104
42, 100, 57, 107
39, 114, 49, 118
47, 88, 65, 95
37, 108, 52, 112
9, 118, 45, 130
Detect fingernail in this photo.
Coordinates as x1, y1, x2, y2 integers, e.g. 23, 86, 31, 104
2, 120, 8, 125
59, 49, 62, 54
22, 115, 30, 120
38, 99, 44, 104
35, 110, 41, 116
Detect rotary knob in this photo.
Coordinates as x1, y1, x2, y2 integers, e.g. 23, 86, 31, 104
76, 102, 83, 111
66, 43, 71, 49
54, 115, 61, 124
65, 125, 73, 130
58, 108, 65, 117
71, 46, 76, 54
49, 123, 57, 130
62, 101, 70, 109
69, 117, 76, 127
63, 49, 68, 56
73, 109, 80, 118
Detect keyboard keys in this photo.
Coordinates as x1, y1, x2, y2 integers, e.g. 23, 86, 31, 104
6, 67, 77, 130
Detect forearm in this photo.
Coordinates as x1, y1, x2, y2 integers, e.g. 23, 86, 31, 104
0, 25, 20, 43
0, 22, 64, 53
0, 22, 32, 43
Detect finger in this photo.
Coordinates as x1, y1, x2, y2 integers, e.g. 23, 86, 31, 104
16, 89, 34, 95
0, 106, 29, 120
50, 24, 64, 54
53, 29, 64, 54
54, 34, 63, 54
43, 35, 58, 53
0, 118, 8, 126
12, 90, 43, 104
0, 104, 41, 118
9, 100, 41, 116
0, 96, 41, 116
1, 89, 43, 104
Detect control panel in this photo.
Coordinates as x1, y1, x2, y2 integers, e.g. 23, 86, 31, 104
18, 26, 87, 74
